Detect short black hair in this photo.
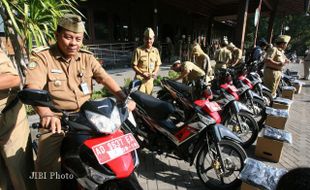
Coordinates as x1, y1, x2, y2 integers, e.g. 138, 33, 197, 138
276, 167, 310, 190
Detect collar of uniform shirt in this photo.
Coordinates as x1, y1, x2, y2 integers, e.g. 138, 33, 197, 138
143, 45, 154, 53
52, 44, 81, 62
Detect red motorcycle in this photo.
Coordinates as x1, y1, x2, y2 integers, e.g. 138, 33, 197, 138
125, 87, 247, 190
18, 82, 143, 190
158, 79, 258, 148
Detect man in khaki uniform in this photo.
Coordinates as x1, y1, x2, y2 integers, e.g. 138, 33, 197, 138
263, 35, 291, 97
303, 47, 310, 80
191, 43, 213, 83
131, 28, 161, 95
227, 42, 243, 67
214, 38, 232, 72
0, 49, 34, 190
170, 60, 205, 84
25, 14, 135, 190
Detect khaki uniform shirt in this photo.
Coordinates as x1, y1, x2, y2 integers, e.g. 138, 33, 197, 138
25, 45, 109, 111
215, 47, 232, 65
265, 47, 286, 70
131, 45, 161, 80
0, 49, 19, 112
183, 61, 205, 83
232, 48, 242, 64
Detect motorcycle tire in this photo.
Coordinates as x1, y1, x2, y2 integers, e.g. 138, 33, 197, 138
223, 112, 259, 148
262, 89, 273, 106
99, 173, 143, 190
196, 140, 247, 190
252, 98, 267, 128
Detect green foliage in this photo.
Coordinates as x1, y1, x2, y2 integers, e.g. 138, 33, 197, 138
245, 14, 310, 56
91, 87, 112, 100
123, 77, 132, 88
0, 0, 82, 55
26, 105, 36, 115
168, 70, 180, 79
154, 75, 162, 86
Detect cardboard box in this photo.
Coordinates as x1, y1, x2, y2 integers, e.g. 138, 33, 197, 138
272, 97, 293, 110
264, 107, 289, 129
240, 182, 261, 190
272, 102, 290, 110
293, 81, 302, 94
255, 137, 284, 162
264, 115, 288, 129
281, 86, 295, 100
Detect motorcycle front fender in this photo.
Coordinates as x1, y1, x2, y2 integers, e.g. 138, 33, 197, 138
213, 124, 242, 144
262, 85, 271, 93
233, 101, 253, 115
251, 90, 264, 102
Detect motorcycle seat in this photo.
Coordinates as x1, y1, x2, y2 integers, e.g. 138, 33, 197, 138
131, 91, 175, 120
165, 80, 192, 98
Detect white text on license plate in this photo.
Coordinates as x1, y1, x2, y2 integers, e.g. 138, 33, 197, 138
91, 133, 139, 165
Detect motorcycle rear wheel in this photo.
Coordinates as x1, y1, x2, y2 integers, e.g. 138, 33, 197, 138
196, 140, 247, 190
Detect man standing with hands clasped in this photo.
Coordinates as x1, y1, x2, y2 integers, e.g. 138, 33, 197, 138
131, 28, 162, 95
263, 35, 291, 97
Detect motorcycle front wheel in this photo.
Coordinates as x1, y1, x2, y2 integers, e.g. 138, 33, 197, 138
252, 98, 266, 128
262, 89, 273, 106
196, 140, 247, 190
223, 112, 259, 148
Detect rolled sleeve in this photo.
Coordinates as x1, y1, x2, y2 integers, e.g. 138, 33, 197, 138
90, 55, 109, 82
0, 52, 18, 76
266, 47, 276, 60
131, 49, 139, 67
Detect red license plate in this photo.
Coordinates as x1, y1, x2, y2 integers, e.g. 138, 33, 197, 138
91, 133, 139, 165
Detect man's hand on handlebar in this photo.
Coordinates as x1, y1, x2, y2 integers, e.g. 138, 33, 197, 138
127, 99, 136, 112
40, 111, 62, 134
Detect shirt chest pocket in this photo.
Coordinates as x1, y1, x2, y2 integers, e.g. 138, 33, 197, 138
139, 57, 148, 69
47, 73, 67, 92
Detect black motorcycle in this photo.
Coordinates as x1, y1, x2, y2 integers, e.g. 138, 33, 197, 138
18, 81, 143, 190
158, 78, 259, 148
124, 89, 247, 190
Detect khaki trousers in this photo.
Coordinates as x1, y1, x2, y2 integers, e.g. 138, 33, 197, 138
263, 67, 282, 97
136, 77, 154, 95
35, 130, 64, 190
0, 103, 35, 190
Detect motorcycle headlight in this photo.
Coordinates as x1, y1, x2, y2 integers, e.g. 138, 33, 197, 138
85, 107, 121, 134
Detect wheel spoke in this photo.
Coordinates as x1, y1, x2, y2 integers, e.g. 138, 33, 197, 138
203, 166, 213, 173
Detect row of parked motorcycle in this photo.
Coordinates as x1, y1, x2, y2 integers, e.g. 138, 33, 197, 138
17, 60, 298, 190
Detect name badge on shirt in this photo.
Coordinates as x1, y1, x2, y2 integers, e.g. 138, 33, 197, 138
80, 82, 90, 95
149, 62, 155, 70
51, 69, 63, 74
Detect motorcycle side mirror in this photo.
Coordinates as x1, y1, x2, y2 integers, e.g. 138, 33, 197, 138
18, 89, 57, 110
129, 80, 141, 93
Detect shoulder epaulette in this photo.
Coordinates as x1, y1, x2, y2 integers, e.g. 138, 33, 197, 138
80, 48, 94, 55
32, 46, 50, 54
